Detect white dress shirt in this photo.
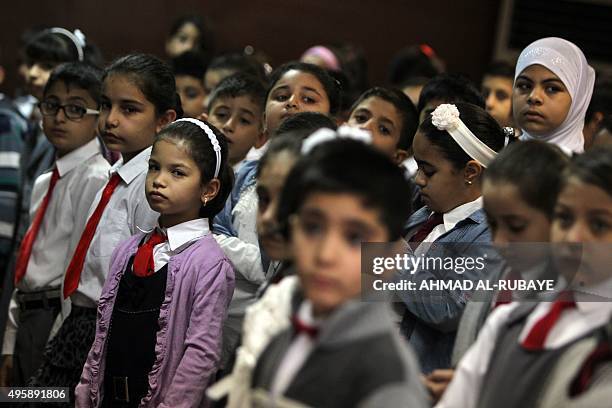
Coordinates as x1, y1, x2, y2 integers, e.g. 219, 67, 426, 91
270, 301, 321, 398
436, 279, 612, 408
149, 218, 210, 272
71, 146, 158, 308
3, 138, 109, 354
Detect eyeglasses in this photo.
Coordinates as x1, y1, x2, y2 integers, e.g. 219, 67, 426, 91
38, 101, 100, 120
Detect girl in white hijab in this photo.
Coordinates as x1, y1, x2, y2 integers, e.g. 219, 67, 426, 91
513, 37, 595, 153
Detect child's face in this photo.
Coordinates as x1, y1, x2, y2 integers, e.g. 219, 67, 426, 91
165, 22, 200, 58
99, 74, 173, 161
208, 95, 263, 165
175, 75, 206, 119
413, 130, 474, 213
41, 81, 99, 157
482, 75, 513, 128
256, 151, 299, 261
482, 180, 551, 243
551, 177, 612, 287
347, 96, 404, 162
265, 70, 331, 136
146, 139, 213, 227
291, 192, 389, 316
513, 64, 572, 136
26, 62, 57, 101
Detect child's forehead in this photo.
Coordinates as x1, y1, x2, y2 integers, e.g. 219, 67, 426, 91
212, 94, 263, 112
175, 74, 204, 87
102, 74, 148, 100
300, 192, 386, 226
45, 80, 95, 101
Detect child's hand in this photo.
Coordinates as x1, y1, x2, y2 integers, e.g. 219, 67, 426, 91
0, 355, 13, 387
422, 368, 454, 404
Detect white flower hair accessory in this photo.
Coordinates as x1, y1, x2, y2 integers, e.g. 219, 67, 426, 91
173, 118, 222, 177
430, 104, 498, 167
431, 103, 460, 131
301, 125, 373, 154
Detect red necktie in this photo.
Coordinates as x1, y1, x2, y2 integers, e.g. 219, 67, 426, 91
570, 341, 612, 396
410, 213, 444, 244
291, 315, 319, 339
14, 168, 60, 284
132, 231, 166, 277
63, 173, 122, 298
522, 297, 576, 350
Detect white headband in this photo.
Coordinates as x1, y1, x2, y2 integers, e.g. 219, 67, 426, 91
173, 118, 222, 178
48, 27, 86, 62
301, 125, 373, 154
431, 104, 497, 167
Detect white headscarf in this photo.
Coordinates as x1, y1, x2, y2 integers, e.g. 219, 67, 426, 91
514, 37, 596, 153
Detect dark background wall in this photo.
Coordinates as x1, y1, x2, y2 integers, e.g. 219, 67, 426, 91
0, 0, 501, 95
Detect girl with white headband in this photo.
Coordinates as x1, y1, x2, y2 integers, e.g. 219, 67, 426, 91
77, 119, 235, 407
513, 37, 596, 153
396, 102, 506, 375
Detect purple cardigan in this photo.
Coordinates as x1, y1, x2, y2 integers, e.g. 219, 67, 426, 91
75, 232, 235, 408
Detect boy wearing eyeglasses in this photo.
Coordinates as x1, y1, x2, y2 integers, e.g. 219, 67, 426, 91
0, 62, 110, 387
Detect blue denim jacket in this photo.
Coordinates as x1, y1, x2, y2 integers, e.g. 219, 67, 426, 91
396, 205, 502, 373
213, 160, 258, 237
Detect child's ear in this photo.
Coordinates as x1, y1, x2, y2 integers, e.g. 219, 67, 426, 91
155, 109, 178, 133
201, 178, 221, 206
198, 112, 209, 122
256, 128, 270, 149
393, 149, 409, 166
464, 160, 483, 185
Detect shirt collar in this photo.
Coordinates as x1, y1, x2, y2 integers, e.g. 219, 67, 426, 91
297, 300, 323, 327
56, 138, 101, 177
158, 218, 210, 251
442, 196, 483, 231
112, 146, 152, 184
575, 277, 612, 312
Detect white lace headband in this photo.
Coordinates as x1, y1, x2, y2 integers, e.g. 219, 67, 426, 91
431, 104, 497, 167
48, 28, 86, 62
173, 118, 222, 178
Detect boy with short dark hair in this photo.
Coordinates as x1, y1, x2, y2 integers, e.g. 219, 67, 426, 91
248, 138, 427, 407
0, 62, 110, 386
207, 73, 266, 170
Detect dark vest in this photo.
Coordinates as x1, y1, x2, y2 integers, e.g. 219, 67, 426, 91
103, 256, 168, 407
477, 304, 588, 408
253, 331, 406, 408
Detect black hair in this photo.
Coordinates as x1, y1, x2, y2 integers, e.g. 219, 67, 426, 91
206, 53, 267, 85
207, 73, 266, 113
585, 76, 612, 124
277, 139, 413, 240
171, 51, 207, 81
43, 62, 103, 104
104, 54, 183, 118
417, 73, 485, 114
387, 45, 443, 87
267, 62, 342, 116
350, 87, 419, 150
483, 61, 515, 80
485, 140, 569, 218
257, 133, 307, 179
24, 28, 101, 68
275, 111, 337, 138
564, 146, 612, 197
156, 120, 233, 219
257, 112, 337, 177
419, 102, 506, 170
168, 15, 215, 61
